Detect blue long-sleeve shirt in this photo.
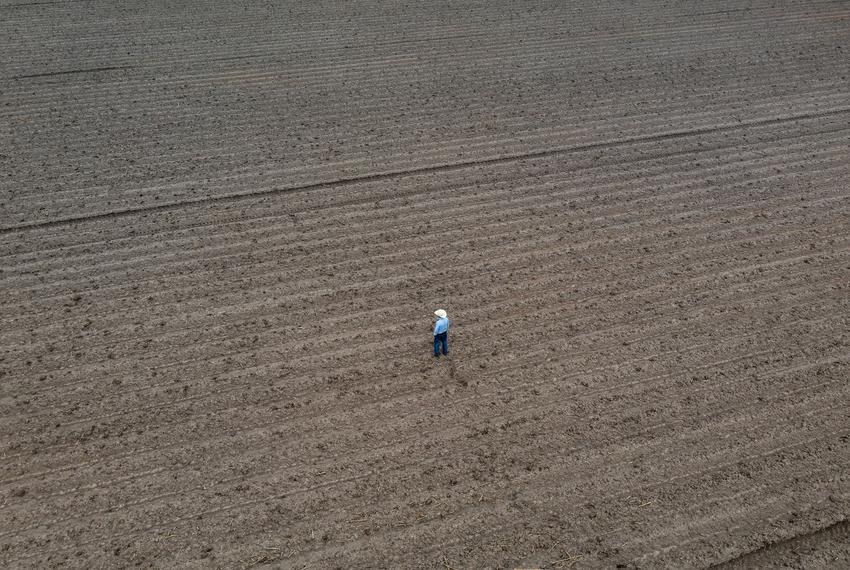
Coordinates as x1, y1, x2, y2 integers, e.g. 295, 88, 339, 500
434, 317, 449, 336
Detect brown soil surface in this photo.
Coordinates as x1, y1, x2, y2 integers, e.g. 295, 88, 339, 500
1, 1, 848, 568
715, 519, 850, 569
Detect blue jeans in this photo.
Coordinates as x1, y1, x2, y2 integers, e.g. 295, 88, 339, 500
434, 332, 448, 356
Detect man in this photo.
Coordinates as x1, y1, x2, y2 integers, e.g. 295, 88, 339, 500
433, 309, 449, 357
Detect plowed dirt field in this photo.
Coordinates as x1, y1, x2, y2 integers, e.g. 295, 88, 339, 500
1, 1, 849, 568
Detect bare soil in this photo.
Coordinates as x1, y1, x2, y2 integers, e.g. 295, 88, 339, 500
1, 0, 848, 568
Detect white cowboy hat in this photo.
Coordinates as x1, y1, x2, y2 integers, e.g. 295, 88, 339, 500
434, 309, 447, 318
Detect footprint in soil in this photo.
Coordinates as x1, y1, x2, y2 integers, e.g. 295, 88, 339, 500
448, 360, 468, 386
